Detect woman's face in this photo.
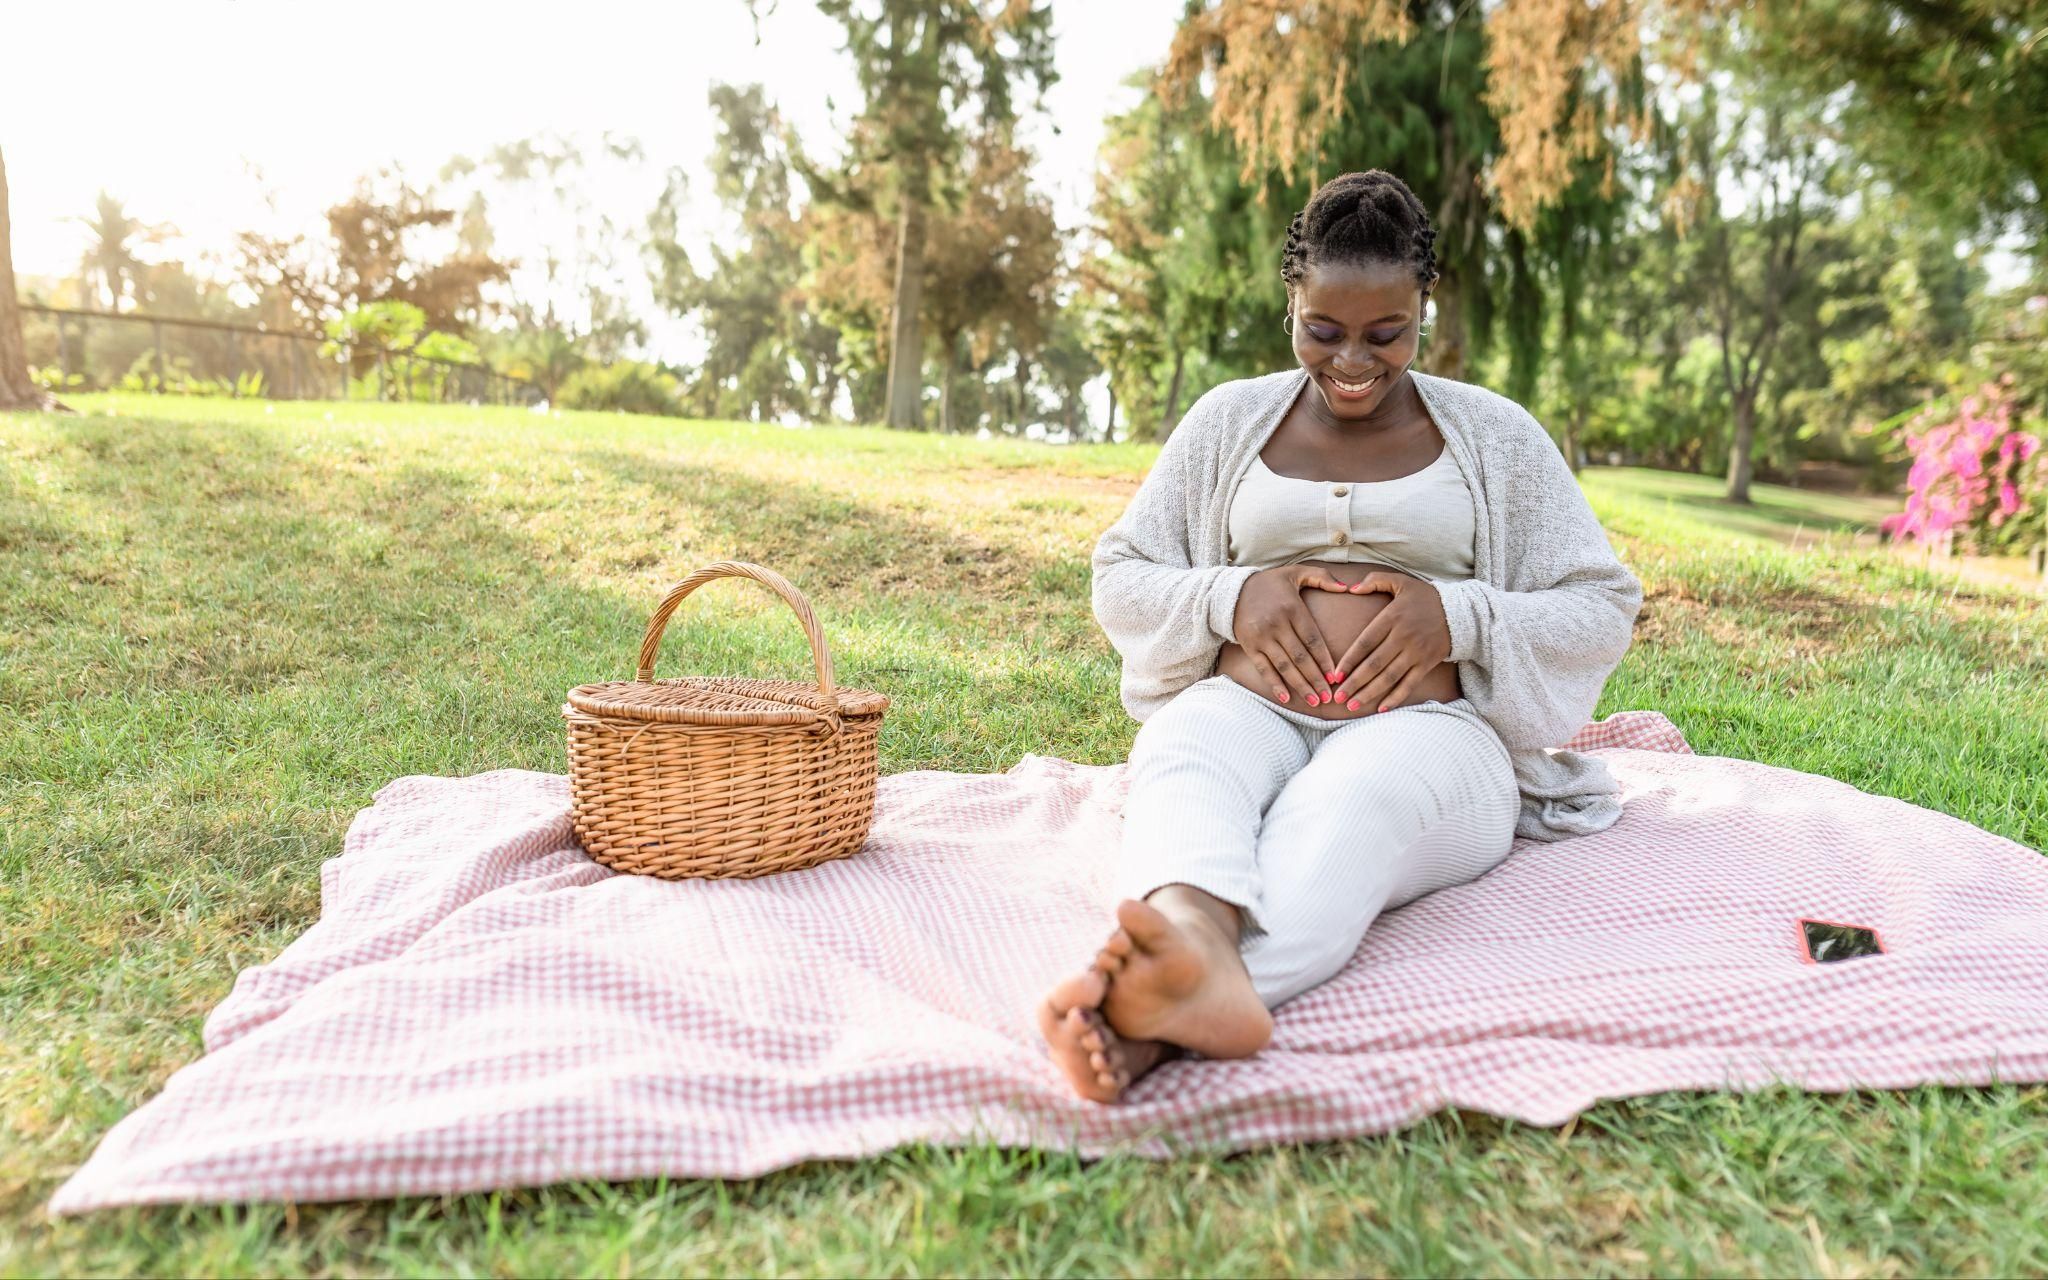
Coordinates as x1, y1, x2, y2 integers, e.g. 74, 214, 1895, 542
1290, 259, 1430, 419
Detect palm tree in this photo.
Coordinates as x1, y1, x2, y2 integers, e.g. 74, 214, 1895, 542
75, 191, 169, 314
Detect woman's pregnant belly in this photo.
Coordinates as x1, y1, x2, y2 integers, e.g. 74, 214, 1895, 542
1212, 560, 1463, 721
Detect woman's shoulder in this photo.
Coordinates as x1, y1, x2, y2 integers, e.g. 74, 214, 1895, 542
1412, 372, 1550, 449
1412, 370, 1536, 422
1181, 368, 1303, 428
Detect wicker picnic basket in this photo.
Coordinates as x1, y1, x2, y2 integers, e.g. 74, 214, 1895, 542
562, 560, 890, 880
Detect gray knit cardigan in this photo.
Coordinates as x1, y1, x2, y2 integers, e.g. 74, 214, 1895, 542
1090, 366, 1643, 840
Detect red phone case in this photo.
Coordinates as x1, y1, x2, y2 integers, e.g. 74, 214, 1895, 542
1796, 916, 1886, 964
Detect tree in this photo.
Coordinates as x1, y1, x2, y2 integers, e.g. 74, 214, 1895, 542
1080, 66, 1226, 441
649, 84, 844, 424
1742, 0, 2048, 254
235, 171, 512, 337
783, 0, 1058, 429
1032, 305, 1104, 438
797, 95, 1062, 434
1155, 0, 1642, 388
1158, 0, 1645, 232
74, 192, 170, 314
917, 120, 1060, 432
1662, 82, 1834, 502
0, 147, 56, 411
446, 134, 650, 365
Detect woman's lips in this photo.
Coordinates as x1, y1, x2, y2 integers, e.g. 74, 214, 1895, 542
1324, 371, 1380, 400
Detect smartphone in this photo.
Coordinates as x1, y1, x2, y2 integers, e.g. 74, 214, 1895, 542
1799, 918, 1886, 964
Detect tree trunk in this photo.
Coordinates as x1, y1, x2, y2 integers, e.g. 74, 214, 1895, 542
1157, 348, 1187, 443
1011, 352, 1031, 432
1420, 272, 1466, 381
1562, 401, 1585, 474
938, 332, 958, 434
0, 146, 52, 411
1105, 382, 1118, 444
1726, 391, 1758, 503
885, 193, 928, 430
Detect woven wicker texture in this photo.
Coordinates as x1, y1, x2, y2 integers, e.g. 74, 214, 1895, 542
563, 561, 888, 879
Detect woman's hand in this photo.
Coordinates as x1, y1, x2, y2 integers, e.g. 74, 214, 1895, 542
1330, 572, 1455, 713
1227, 564, 1361, 705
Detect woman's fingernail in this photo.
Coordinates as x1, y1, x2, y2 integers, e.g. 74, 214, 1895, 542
1378, 704, 1389, 714
1327, 670, 1342, 682
1278, 692, 1289, 703
1305, 693, 1319, 706
1347, 699, 1360, 711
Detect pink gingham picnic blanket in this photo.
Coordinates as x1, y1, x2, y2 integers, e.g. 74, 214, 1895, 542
49, 711, 2048, 1213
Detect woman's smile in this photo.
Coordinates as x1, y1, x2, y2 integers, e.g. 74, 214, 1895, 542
1324, 370, 1380, 400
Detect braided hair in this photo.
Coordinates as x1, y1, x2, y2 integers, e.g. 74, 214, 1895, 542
1280, 170, 1438, 300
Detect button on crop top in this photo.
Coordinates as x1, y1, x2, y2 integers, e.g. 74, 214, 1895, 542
1225, 444, 1476, 582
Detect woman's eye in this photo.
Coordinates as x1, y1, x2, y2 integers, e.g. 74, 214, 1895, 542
1303, 324, 1406, 344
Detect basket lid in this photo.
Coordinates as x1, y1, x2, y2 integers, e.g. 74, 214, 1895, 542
566, 675, 889, 727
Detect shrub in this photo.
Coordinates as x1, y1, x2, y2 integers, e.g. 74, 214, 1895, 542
1882, 375, 2045, 554
557, 361, 684, 416
115, 354, 265, 398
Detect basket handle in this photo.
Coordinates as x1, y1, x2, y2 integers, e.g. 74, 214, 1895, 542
635, 561, 839, 708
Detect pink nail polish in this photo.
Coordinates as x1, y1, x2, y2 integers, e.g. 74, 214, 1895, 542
1278, 692, 1289, 703
1306, 693, 1319, 706
1379, 704, 1390, 714
1347, 699, 1360, 711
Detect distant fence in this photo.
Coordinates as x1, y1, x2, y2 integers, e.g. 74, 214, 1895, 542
18, 304, 545, 406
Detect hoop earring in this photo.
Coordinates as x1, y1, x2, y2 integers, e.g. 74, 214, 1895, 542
1281, 312, 1294, 336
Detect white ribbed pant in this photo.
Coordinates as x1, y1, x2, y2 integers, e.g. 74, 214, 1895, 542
1115, 674, 1519, 1009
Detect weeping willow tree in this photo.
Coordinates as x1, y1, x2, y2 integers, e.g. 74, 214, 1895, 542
1144, 0, 1641, 399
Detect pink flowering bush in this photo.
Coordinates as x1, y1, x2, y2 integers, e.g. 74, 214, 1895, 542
1882, 376, 2045, 554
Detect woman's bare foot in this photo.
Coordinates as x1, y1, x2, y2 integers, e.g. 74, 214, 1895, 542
1092, 896, 1274, 1059
1037, 968, 1173, 1102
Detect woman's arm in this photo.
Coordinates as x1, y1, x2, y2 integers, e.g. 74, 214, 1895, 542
1090, 396, 1266, 715
1429, 407, 1640, 752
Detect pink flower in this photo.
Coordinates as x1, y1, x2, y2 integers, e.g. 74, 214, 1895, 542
1883, 375, 2039, 546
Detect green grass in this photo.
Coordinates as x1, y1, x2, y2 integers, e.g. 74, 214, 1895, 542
4, 395, 2046, 1277
1579, 465, 1898, 548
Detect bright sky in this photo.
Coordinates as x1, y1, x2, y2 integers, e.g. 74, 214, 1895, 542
2, 0, 1188, 365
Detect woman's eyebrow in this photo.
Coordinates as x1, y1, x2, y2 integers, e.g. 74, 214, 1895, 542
1303, 309, 1410, 324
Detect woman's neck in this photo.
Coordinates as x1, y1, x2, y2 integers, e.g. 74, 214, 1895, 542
1302, 369, 1425, 437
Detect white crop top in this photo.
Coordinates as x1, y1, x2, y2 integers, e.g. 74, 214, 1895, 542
1226, 445, 1476, 582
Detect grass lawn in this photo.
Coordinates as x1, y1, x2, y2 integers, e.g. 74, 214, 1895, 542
5, 395, 2046, 1276
1578, 465, 1899, 548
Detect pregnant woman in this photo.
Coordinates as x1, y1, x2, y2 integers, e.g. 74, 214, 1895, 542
1037, 170, 1642, 1102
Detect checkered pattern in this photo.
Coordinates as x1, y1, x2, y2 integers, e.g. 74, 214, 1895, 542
48, 710, 2048, 1214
